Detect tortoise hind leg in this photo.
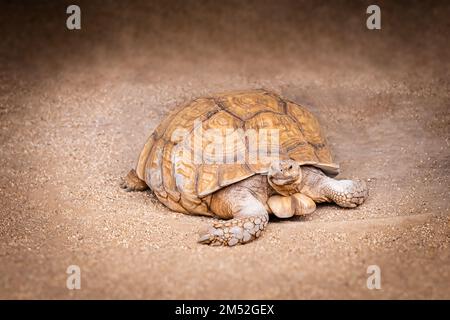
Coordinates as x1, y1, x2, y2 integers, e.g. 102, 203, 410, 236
198, 188, 269, 246
120, 169, 149, 192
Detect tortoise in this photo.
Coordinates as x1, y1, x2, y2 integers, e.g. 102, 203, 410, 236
121, 89, 368, 246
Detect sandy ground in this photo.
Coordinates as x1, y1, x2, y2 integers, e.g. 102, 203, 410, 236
0, 1, 449, 299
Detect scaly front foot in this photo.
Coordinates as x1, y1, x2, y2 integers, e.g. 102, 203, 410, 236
198, 214, 268, 246
324, 179, 368, 208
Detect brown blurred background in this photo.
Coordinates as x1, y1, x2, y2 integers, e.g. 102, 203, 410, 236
2, 0, 449, 83
0, 0, 449, 299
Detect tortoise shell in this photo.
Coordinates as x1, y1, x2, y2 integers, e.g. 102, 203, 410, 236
135, 89, 339, 215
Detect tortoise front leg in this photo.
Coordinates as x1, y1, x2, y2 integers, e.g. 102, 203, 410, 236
267, 193, 316, 218
300, 166, 368, 208
198, 187, 269, 246
197, 213, 268, 246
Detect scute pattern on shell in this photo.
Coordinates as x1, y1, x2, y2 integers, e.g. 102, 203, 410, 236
135, 89, 339, 215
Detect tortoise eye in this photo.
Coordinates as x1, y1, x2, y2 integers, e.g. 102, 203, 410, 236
288, 165, 293, 170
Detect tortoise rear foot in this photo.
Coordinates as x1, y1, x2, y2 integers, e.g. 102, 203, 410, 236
120, 169, 149, 192
198, 214, 269, 246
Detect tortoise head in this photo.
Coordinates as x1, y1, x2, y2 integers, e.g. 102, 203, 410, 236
268, 159, 302, 196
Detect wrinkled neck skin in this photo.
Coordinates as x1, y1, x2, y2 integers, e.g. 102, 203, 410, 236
269, 166, 331, 202
296, 166, 331, 202
268, 175, 302, 196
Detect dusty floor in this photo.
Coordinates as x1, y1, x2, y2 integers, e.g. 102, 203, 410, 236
0, 1, 449, 299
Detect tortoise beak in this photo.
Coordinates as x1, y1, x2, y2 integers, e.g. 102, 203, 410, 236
269, 176, 297, 186
268, 160, 300, 185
